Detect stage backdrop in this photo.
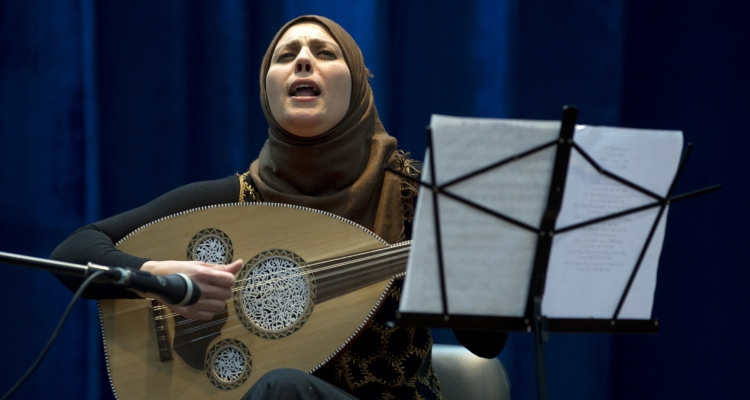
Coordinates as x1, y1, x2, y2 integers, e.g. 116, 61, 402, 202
1, 0, 747, 399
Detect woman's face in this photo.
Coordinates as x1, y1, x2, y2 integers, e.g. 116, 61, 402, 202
266, 23, 352, 137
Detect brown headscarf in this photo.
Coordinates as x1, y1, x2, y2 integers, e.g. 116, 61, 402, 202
249, 15, 406, 244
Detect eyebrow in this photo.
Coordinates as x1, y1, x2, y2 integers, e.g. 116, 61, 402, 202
274, 37, 341, 55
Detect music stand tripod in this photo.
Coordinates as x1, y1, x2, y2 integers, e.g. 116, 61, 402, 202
387, 106, 720, 400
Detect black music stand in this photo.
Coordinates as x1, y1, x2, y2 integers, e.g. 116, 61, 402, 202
387, 106, 720, 400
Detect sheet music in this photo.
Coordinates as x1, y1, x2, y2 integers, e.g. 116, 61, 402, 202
543, 126, 682, 318
401, 115, 559, 317
400, 115, 682, 320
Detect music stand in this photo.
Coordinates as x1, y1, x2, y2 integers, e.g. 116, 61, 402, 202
387, 106, 720, 400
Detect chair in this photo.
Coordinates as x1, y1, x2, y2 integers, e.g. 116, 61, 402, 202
431, 344, 511, 400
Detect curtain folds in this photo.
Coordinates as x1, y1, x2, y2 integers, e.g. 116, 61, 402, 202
1, 0, 747, 399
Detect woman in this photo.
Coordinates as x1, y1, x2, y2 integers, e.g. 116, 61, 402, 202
52, 15, 506, 400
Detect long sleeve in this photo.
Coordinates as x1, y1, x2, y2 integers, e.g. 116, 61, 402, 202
400, 175, 508, 359
50, 176, 241, 299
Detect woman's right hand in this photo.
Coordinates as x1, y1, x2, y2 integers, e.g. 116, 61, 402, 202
139, 259, 244, 320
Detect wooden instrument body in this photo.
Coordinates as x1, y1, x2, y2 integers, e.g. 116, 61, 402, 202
99, 204, 397, 399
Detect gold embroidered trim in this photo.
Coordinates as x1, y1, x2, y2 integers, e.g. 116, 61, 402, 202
328, 286, 443, 399
237, 171, 263, 203
391, 150, 421, 224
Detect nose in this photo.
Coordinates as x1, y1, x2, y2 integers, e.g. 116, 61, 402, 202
295, 48, 313, 74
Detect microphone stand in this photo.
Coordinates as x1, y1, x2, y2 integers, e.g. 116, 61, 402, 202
1, 251, 202, 400
0, 250, 200, 306
1, 250, 114, 279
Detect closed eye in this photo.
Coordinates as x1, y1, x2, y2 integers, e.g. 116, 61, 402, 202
317, 49, 337, 59
277, 52, 296, 62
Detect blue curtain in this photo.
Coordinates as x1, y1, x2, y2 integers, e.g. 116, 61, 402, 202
1, 0, 748, 399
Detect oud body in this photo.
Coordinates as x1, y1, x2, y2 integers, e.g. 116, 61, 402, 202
99, 204, 407, 399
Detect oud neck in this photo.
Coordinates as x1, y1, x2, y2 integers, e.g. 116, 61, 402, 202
312, 241, 410, 303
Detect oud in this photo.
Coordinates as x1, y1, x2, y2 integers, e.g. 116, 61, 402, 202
100, 203, 408, 399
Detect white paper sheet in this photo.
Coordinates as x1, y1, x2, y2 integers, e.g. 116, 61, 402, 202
543, 126, 682, 318
401, 115, 559, 317
400, 115, 683, 320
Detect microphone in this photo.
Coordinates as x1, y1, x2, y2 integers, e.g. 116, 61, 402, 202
91, 265, 202, 306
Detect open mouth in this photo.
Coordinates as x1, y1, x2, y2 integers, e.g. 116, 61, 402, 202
289, 82, 321, 97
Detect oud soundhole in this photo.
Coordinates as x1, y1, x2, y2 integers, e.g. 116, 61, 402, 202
234, 249, 316, 339
205, 339, 252, 390
187, 228, 233, 264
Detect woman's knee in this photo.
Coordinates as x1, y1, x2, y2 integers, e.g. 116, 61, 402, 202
244, 369, 320, 400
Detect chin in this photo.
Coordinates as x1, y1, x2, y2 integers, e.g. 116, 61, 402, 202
282, 119, 327, 138
276, 106, 344, 137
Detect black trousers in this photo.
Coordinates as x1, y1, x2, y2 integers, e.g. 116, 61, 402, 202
242, 369, 358, 400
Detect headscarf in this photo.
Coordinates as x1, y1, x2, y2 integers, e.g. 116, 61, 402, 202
249, 15, 406, 243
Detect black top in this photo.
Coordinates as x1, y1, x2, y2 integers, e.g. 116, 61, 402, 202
51, 176, 241, 298
49, 174, 507, 370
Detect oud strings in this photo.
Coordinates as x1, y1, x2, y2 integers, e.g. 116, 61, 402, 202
150, 244, 411, 347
